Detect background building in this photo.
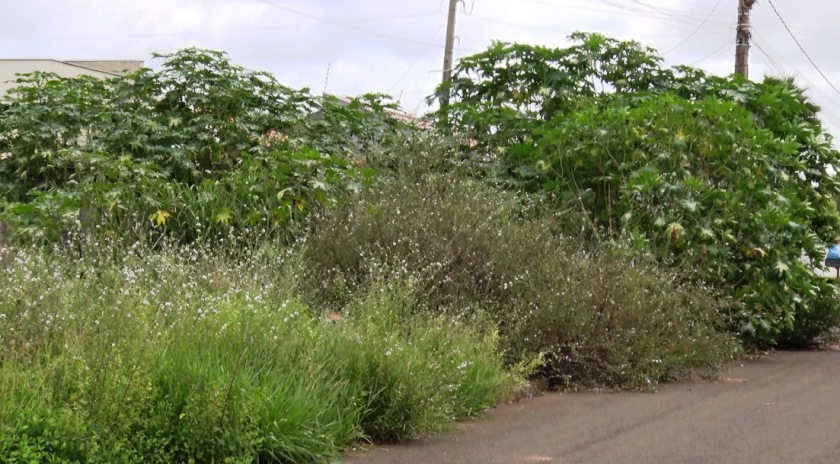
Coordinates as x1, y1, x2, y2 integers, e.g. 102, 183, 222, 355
0, 59, 143, 94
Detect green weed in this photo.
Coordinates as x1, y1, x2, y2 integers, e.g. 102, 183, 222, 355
0, 240, 511, 463
305, 174, 739, 389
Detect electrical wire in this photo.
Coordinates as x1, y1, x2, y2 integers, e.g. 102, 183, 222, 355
252, 0, 458, 50
753, 46, 785, 76
514, 0, 733, 33
687, 39, 731, 67
597, 0, 730, 27
465, 14, 689, 38
751, 33, 788, 76
388, 23, 446, 95
20, 12, 440, 41
766, 0, 840, 96
751, 32, 840, 134
615, 0, 730, 25
661, 0, 724, 55
515, 0, 670, 18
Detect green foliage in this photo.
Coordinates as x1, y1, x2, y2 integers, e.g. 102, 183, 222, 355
777, 284, 840, 348
0, 240, 510, 463
305, 173, 737, 389
0, 48, 401, 242
339, 277, 509, 442
433, 32, 840, 347
430, 32, 666, 153
0, 37, 776, 462
5, 35, 840, 462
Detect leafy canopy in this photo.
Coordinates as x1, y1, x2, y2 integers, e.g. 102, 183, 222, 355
432, 32, 840, 346
0, 48, 405, 241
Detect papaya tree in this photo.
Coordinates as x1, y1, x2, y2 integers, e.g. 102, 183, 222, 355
432, 32, 840, 346
0, 48, 398, 243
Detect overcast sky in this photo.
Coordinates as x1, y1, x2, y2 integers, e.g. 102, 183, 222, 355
3, 0, 840, 135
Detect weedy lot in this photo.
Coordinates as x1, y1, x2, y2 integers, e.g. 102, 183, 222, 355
0, 241, 512, 463
2, 31, 840, 463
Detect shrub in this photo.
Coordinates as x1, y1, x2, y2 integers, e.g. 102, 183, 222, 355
431, 34, 840, 347
777, 283, 840, 348
339, 277, 509, 442
0, 48, 402, 244
504, 90, 840, 347
305, 173, 738, 389
0, 239, 510, 463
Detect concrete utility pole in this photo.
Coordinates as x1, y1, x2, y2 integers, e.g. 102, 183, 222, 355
735, 0, 757, 78
442, 0, 460, 87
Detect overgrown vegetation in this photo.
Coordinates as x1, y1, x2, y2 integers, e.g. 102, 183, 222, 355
1, 31, 839, 463
305, 172, 737, 389
432, 32, 840, 347
0, 242, 510, 463
0, 49, 386, 243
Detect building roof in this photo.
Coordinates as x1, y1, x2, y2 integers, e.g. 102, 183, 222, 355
0, 59, 143, 77
330, 94, 432, 129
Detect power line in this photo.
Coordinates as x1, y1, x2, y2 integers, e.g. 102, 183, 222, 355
748, 33, 840, 134
465, 14, 701, 39
751, 34, 787, 76
516, 0, 730, 26
17, 12, 440, 41
252, 0, 455, 50
605, 0, 732, 28
389, 23, 446, 94
753, 45, 784, 76
766, 0, 840, 96
688, 39, 731, 67
661, 0, 724, 55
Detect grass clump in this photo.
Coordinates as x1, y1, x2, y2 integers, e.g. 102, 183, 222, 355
305, 173, 739, 390
0, 241, 511, 463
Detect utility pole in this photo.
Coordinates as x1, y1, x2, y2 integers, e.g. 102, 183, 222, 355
322, 62, 331, 95
442, 0, 460, 87
735, 0, 756, 78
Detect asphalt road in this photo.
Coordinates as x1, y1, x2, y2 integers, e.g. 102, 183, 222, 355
343, 351, 840, 464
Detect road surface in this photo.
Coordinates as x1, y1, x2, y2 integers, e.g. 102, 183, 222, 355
343, 351, 840, 464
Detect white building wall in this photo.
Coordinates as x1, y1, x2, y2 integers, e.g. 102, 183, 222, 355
0, 60, 142, 95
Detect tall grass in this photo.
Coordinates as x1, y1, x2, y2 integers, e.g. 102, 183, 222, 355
305, 173, 740, 389
0, 240, 512, 463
